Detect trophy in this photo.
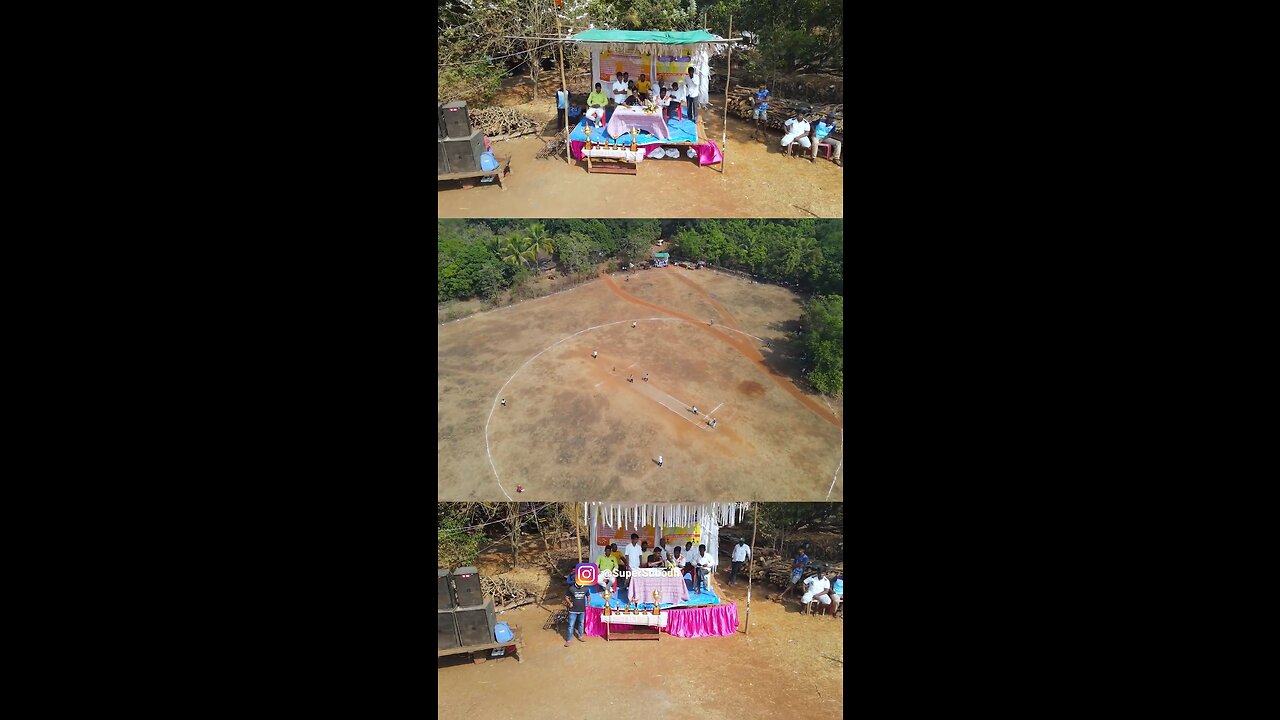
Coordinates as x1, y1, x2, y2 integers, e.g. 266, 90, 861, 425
584, 125, 592, 152
630, 127, 639, 152
602, 589, 611, 616
652, 590, 661, 615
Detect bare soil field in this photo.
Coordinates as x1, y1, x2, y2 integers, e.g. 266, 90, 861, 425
437, 89, 843, 219
439, 266, 844, 501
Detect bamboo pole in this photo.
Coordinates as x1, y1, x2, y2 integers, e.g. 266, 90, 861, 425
511, 502, 519, 566
555, 13, 571, 164
745, 501, 758, 634
720, 14, 732, 175
575, 503, 582, 563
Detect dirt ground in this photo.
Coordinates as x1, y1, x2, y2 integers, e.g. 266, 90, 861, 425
439, 265, 844, 502
438, 80, 843, 219
439, 561, 843, 720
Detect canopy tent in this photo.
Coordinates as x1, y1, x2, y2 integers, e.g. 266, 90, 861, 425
566, 29, 731, 113
585, 501, 750, 568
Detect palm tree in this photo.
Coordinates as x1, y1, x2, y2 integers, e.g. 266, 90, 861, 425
525, 223, 555, 273
499, 233, 536, 271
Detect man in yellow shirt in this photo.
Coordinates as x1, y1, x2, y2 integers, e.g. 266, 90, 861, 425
596, 547, 619, 594
596, 549, 619, 573
585, 83, 608, 126
635, 73, 651, 100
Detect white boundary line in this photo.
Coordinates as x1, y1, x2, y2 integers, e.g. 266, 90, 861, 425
484, 317, 666, 499
827, 429, 843, 500
708, 401, 727, 416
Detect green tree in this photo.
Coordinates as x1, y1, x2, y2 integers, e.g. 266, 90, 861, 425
674, 226, 708, 261
525, 223, 556, 273
602, 0, 699, 30
499, 233, 537, 271
555, 232, 595, 275
755, 502, 841, 552
619, 228, 655, 265
802, 294, 843, 397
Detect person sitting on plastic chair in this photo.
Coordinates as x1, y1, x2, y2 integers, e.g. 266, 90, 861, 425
694, 544, 713, 593
811, 113, 843, 165
781, 113, 812, 155
585, 83, 608, 127
801, 570, 832, 614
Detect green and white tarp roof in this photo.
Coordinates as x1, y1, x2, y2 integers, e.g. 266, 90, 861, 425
566, 28, 730, 54
568, 30, 721, 44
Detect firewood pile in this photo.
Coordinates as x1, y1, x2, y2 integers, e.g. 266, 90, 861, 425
721, 549, 843, 587
470, 107, 539, 140
481, 574, 537, 611
725, 88, 843, 134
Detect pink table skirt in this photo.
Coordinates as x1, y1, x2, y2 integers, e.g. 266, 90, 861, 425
606, 107, 670, 140
584, 603, 738, 638
629, 574, 690, 605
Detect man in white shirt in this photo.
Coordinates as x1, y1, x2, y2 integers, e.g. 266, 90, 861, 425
730, 538, 751, 586
684, 65, 701, 123
781, 113, 812, 153
801, 570, 832, 609
623, 533, 645, 584
694, 544, 713, 593
681, 542, 699, 591
657, 538, 672, 562
667, 81, 685, 121
610, 72, 628, 106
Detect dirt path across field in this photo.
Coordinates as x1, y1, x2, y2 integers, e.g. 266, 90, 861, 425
601, 273, 841, 431
671, 271, 741, 329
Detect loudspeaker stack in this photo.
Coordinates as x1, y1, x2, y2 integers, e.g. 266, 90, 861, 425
438, 101, 487, 175
437, 566, 497, 649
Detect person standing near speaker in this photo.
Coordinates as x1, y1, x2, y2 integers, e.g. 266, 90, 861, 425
564, 581, 589, 646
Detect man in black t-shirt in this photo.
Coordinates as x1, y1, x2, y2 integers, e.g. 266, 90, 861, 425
564, 582, 589, 646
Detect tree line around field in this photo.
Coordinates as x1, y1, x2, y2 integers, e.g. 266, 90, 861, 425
438, 0, 842, 106
438, 218, 843, 395
437, 501, 843, 571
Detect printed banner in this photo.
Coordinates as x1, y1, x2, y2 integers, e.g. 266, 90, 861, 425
599, 51, 653, 82
594, 522, 699, 548
596, 523, 657, 547
656, 54, 693, 82
660, 526, 701, 551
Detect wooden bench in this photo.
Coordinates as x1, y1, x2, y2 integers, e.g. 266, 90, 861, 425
438, 154, 511, 190
437, 632, 524, 664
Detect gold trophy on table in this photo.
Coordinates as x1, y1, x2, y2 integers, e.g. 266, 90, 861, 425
584, 124, 592, 152
602, 588, 611, 616
630, 127, 639, 152
653, 590, 661, 615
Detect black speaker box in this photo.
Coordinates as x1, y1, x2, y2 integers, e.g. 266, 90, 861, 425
453, 565, 483, 608
443, 132, 485, 174
438, 609, 460, 650
454, 598, 496, 646
438, 139, 450, 175
441, 100, 471, 138
438, 569, 455, 609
